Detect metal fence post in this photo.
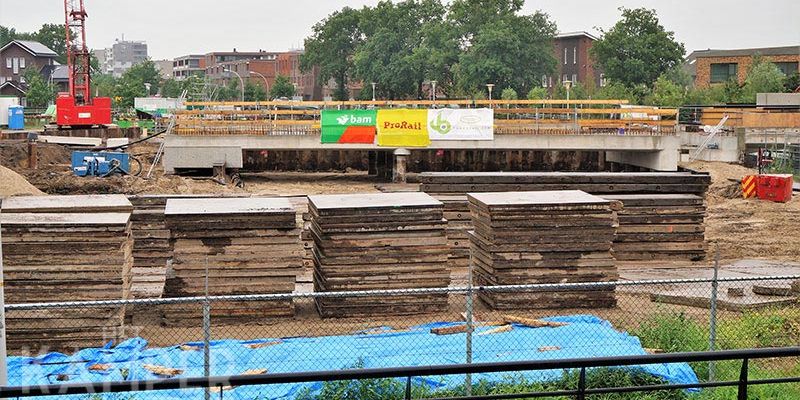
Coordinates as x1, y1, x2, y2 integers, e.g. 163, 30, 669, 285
465, 259, 475, 396
709, 245, 720, 382
204, 257, 212, 400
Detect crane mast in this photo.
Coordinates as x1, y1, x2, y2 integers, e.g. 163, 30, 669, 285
56, 0, 111, 127
64, 0, 92, 104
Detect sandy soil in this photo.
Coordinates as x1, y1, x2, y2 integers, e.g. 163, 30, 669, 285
684, 161, 800, 262
0, 165, 44, 197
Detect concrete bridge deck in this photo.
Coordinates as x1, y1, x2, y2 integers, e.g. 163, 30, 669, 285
163, 133, 680, 173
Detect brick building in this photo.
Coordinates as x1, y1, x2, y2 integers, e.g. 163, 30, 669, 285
687, 45, 800, 88
543, 32, 604, 91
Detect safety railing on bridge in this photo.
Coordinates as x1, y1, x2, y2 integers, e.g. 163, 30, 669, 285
173, 99, 678, 137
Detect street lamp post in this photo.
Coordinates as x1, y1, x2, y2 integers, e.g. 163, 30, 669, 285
246, 62, 270, 99
564, 80, 572, 102
430, 80, 437, 103
223, 67, 245, 102
486, 83, 495, 108
371, 82, 376, 101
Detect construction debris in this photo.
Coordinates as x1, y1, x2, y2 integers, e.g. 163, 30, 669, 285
502, 315, 570, 328
431, 325, 468, 335
142, 364, 183, 378
468, 190, 619, 310
477, 325, 513, 336
162, 197, 302, 324
308, 192, 451, 317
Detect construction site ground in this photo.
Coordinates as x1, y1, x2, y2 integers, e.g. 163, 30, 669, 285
2, 141, 797, 263
2, 141, 800, 347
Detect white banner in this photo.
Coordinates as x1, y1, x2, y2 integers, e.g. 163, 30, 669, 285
427, 108, 494, 141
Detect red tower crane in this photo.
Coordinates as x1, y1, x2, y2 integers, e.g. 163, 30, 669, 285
56, 0, 111, 127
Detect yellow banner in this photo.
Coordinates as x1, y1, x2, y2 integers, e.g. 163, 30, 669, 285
376, 109, 431, 147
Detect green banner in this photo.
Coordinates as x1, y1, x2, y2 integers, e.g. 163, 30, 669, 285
321, 110, 378, 144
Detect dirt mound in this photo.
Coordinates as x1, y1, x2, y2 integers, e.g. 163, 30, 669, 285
683, 161, 756, 204
0, 141, 72, 169
0, 165, 45, 197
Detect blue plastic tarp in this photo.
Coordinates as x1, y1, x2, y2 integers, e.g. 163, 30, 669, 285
7, 315, 698, 399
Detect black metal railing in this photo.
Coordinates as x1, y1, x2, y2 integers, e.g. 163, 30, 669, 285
1, 347, 798, 399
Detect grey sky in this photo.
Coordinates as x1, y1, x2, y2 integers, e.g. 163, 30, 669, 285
1, 0, 798, 60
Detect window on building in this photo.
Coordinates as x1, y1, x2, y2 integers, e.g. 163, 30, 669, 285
542, 75, 548, 88
563, 74, 568, 83
564, 48, 567, 65
572, 74, 577, 84
19, 57, 25, 68
573, 47, 577, 65
12, 58, 19, 74
549, 76, 553, 87
774, 62, 799, 76
710, 63, 738, 83
5, 58, 10, 68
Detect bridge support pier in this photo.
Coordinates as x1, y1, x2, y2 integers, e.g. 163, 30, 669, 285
392, 148, 411, 183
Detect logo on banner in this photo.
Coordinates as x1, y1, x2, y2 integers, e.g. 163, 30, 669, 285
336, 114, 374, 125
429, 112, 453, 135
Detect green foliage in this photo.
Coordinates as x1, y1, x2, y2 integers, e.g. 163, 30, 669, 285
645, 76, 685, 107
452, 8, 557, 97
500, 87, 518, 100
784, 73, 800, 92
594, 81, 637, 103
243, 80, 268, 102
23, 68, 55, 108
527, 87, 547, 100
301, 7, 363, 100
354, 0, 452, 99
552, 82, 588, 100
296, 368, 685, 400
270, 75, 296, 99
592, 8, 685, 88
738, 55, 787, 103
303, 0, 556, 99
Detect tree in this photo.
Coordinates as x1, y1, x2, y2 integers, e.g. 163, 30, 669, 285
785, 73, 800, 93
500, 87, 518, 100
244, 81, 268, 102
645, 75, 684, 107
301, 7, 363, 101
453, 11, 557, 96
527, 87, 547, 100
594, 81, 637, 103
739, 55, 787, 103
34, 24, 68, 64
592, 8, 685, 88
93, 73, 117, 99
552, 82, 588, 100
23, 69, 55, 108
271, 75, 296, 99
354, 0, 453, 99
123, 60, 162, 95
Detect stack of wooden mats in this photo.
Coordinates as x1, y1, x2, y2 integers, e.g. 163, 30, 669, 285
163, 197, 302, 324
467, 190, 619, 310
0, 195, 133, 352
601, 194, 707, 261
308, 192, 451, 317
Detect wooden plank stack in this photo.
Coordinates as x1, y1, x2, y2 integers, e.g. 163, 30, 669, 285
0, 195, 133, 352
420, 172, 710, 263
601, 194, 707, 261
163, 197, 302, 324
127, 195, 173, 299
468, 190, 619, 310
308, 193, 451, 317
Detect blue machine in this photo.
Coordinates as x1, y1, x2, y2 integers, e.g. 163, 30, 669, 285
72, 151, 131, 177
7, 105, 24, 130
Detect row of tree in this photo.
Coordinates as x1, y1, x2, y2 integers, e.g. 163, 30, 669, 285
301, 0, 559, 100
302, 2, 800, 104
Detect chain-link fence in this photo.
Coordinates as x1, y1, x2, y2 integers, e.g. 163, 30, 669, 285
4, 270, 800, 400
